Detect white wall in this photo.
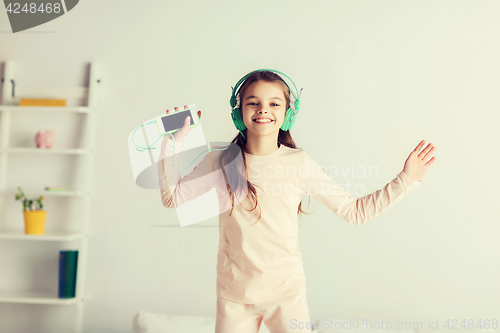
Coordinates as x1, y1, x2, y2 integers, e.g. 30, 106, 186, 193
1, 0, 499, 332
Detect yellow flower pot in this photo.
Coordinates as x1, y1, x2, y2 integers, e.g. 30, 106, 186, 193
23, 210, 47, 235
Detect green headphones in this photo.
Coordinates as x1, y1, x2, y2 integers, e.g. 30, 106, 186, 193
229, 69, 303, 139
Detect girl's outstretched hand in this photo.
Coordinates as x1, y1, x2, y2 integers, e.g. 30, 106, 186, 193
166, 105, 202, 143
403, 140, 436, 182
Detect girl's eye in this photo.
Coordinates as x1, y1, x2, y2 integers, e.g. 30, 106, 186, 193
247, 102, 280, 106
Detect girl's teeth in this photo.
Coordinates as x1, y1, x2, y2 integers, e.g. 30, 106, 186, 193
255, 119, 272, 123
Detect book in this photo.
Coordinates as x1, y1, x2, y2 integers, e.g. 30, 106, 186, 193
19, 98, 66, 106
58, 250, 78, 298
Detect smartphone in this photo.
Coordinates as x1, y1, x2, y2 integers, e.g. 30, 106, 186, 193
155, 104, 201, 135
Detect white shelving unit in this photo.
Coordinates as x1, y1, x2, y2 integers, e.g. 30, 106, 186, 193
0, 61, 100, 333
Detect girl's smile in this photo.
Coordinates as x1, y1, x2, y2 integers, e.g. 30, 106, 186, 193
253, 117, 274, 123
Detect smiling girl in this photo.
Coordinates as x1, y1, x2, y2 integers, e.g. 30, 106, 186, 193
158, 70, 436, 333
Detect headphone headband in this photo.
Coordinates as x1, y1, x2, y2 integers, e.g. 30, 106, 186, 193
229, 69, 302, 109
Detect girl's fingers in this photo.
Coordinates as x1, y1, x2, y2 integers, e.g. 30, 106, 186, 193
414, 140, 425, 152
167, 104, 189, 114
422, 143, 434, 157
425, 156, 437, 166
423, 146, 436, 162
418, 143, 433, 159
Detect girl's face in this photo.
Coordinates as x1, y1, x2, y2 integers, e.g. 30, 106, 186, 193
241, 81, 287, 137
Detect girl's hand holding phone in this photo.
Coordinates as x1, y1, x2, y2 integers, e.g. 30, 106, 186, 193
164, 105, 203, 143
159, 105, 202, 160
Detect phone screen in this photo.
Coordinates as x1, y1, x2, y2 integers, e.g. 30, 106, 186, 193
161, 110, 194, 132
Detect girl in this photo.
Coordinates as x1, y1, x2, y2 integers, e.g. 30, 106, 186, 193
158, 70, 436, 333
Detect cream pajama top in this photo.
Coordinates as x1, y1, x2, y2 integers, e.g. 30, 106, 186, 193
158, 137, 420, 304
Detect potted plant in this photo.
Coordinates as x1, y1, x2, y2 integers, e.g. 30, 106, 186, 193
15, 187, 46, 235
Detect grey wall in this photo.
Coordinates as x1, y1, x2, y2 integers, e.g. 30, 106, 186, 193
0, 0, 499, 332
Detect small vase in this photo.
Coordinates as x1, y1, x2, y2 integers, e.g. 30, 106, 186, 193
23, 210, 47, 235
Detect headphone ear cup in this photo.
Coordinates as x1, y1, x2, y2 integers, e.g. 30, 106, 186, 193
230, 96, 237, 108
281, 108, 296, 131
288, 110, 298, 130
231, 108, 247, 131
294, 99, 301, 112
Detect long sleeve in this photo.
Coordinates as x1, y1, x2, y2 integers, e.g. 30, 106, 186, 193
157, 135, 217, 208
300, 150, 420, 225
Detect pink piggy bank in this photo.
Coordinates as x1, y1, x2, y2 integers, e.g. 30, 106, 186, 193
35, 130, 55, 148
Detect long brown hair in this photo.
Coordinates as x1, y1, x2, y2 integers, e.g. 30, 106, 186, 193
218, 70, 312, 226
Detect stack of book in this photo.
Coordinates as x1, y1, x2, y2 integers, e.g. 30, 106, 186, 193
19, 98, 66, 106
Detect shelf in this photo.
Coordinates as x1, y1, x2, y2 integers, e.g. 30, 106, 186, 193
0, 290, 79, 305
0, 61, 100, 333
0, 229, 84, 241
0, 189, 89, 197
0, 147, 91, 155
0, 106, 93, 113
